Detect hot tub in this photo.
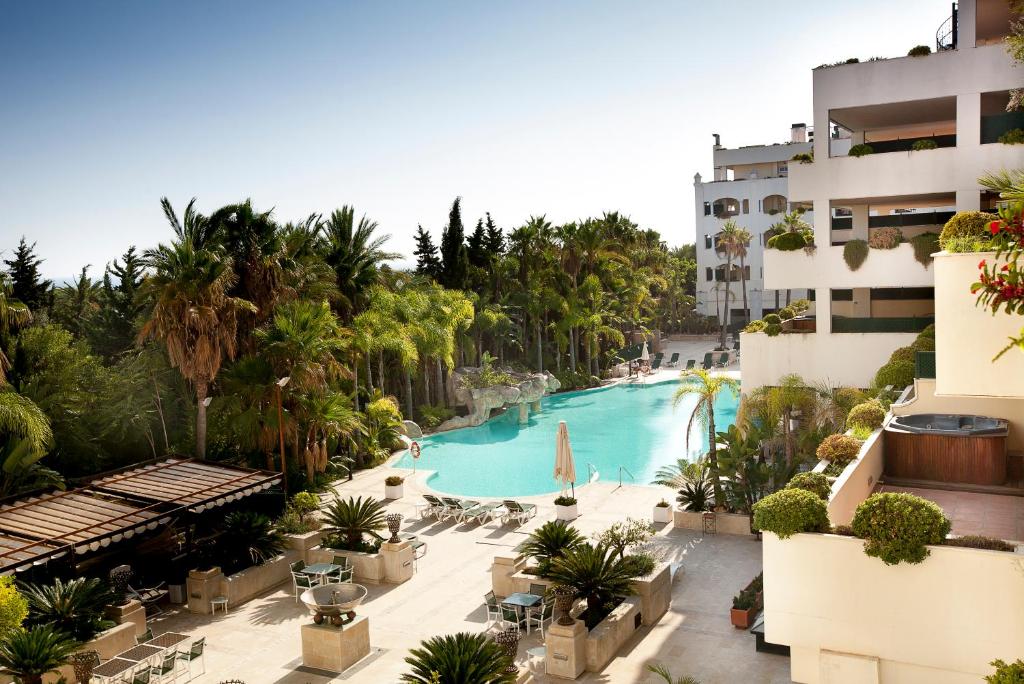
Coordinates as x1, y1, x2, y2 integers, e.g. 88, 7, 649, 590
884, 414, 1009, 486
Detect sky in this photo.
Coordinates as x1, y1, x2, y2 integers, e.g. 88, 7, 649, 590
0, 0, 943, 281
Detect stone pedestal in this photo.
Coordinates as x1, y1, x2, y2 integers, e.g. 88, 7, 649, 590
381, 541, 414, 584
545, 619, 587, 680
518, 403, 529, 425
186, 567, 225, 615
530, 400, 541, 413
104, 599, 147, 636
491, 552, 526, 597
301, 617, 370, 673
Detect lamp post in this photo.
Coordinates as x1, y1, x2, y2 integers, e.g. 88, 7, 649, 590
276, 377, 290, 496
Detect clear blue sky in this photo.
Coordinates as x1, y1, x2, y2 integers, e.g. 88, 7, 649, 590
0, 0, 943, 280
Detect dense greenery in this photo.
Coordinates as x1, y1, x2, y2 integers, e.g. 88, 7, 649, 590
401, 632, 516, 684
520, 521, 586, 576
842, 239, 869, 270
785, 472, 832, 500
752, 489, 829, 539
218, 511, 285, 573
673, 370, 740, 508
851, 492, 951, 565
910, 232, 941, 267
815, 434, 862, 467
20, 577, 115, 642
546, 543, 648, 628
846, 400, 885, 431
987, 659, 1024, 683
939, 211, 998, 252
322, 495, 387, 552
0, 625, 77, 684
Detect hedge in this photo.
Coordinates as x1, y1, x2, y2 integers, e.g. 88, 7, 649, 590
911, 335, 935, 352
888, 346, 916, 364
843, 239, 869, 270
744, 320, 767, 333
910, 232, 940, 267
873, 360, 914, 390
785, 472, 832, 500
851, 492, 951, 564
767, 231, 808, 251
752, 489, 830, 539
868, 227, 902, 249
816, 433, 862, 465
763, 313, 781, 325
847, 399, 886, 431
778, 306, 796, 321
848, 143, 874, 157
938, 211, 998, 251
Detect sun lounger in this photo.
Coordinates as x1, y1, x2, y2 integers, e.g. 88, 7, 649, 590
684, 359, 696, 370
650, 357, 662, 371
502, 500, 538, 524
440, 496, 481, 522
701, 352, 714, 370
421, 494, 446, 520
461, 502, 505, 525
666, 352, 680, 367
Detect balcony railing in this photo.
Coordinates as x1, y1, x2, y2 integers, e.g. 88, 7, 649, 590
831, 316, 934, 333
831, 211, 955, 231
981, 112, 1024, 144
936, 3, 957, 52
915, 351, 936, 379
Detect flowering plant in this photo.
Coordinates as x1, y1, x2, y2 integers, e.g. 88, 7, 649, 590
971, 201, 1024, 358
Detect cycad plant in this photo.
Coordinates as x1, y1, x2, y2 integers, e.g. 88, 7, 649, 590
401, 632, 515, 684
219, 511, 285, 572
520, 521, 585, 576
647, 663, 700, 684
675, 470, 714, 512
20, 577, 116, 641
322, 496, 388, 551
0, 626, 78, 684
546, 543, 646, 628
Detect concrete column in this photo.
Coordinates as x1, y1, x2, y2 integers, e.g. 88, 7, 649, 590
545, 619, 587, 679
186, 567, 225, 615
851, 130, 865, 145
958, 0, 977, 49
851, 205, 869, 241
815, 287, 832, 335
381, 541, 414, 584
301, 617, 370, 673
812, 197, 830, 247
852, 288, 871, 317
517, 403, 528, 425
956, 92, 981, 147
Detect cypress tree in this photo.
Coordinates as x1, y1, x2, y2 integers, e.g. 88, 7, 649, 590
439, 197, 469, 289
3, 237, 52, 312
94, 246, 146, 357
466, 218, 488, 269
413, 225, 442, 280
484, 212, 504, 256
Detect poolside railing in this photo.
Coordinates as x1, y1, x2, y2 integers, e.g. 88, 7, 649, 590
618, 465, 635, 487
587, 463, 599, 483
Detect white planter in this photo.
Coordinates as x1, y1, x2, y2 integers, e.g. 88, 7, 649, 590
653, 505, 672, 523
555, 503, 578, 521
385, 483, 404, 499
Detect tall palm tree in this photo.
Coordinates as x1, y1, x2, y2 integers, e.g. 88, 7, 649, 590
318, 207, 399, 321
741, 374, 814, 466
140, 199, 255, 459
673, 369, 740, 508
715, 221, 746, 346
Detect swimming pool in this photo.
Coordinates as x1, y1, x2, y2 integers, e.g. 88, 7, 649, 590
395, 378, 739, 497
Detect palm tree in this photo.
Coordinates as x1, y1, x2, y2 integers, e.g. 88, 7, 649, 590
714, 221, 747, 347
140, 198, 254, 459
0, 626, 77, 684
20, 577, 116, 641
546, 543, 646, 628
322, 496, 387, 550
718, 223, 752, 324
741, 374, 813, 466
318, 206, 399, 321
402, 633, 515, 684
520, 521, 586, 575
647, 663, 701, 684
673, 369, 740, 508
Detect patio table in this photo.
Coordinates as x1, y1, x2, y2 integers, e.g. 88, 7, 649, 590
501, 592, 542, 634
117, 644, 163, 662
145, 631, 190, 649
302, 562, 342, 580
90, 657, 136, 683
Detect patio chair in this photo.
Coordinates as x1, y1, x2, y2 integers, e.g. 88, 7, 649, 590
176, 637, 206, 681
650, 357, 662, 372
501, 500, 537, 525
421, 494, 446, 520
291, 560, 306, 573
148, 651, 178, 683
716, 352, 730, 368
685, 359, 696, 370
292, 570, 320, 602
701, 352, 714, 370
440, 497, 481, 523
501, 603, 525, 633
127, 581, 168, 616
130, 665, 153, 684
484, 591, 502, 627
527, 594, 555, 637
461, 502, 504, 525
665, 352, 680, 367
136, 627, 153, 645
528, 583, 547, 598
653, 352, 664, 364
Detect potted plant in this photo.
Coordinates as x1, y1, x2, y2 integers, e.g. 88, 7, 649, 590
554, 495, 578, 521
384, 475, 405, 499
730, 589, 757, 629
653, 499, 672, 524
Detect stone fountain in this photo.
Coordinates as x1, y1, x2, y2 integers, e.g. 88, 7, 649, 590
437, 366, 560, 431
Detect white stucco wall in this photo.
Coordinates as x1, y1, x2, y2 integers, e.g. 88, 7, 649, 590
934, 252, 1024, 399
826, 427, 885, 526
763, 242, 934, 291
740, 330, 916, 389
764, 532, 1024, 684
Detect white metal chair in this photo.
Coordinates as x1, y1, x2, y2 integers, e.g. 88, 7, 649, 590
527, 595, 555, 637
484, 591, 502, 627
148, 651, 179, 683
176, 637, 205, 681
291, 570, 321, 602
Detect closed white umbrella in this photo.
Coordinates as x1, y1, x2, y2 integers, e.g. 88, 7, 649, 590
640, 341, 650, 362
553, 421, 577, 497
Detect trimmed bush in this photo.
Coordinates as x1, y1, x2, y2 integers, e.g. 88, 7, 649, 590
943, 535, 1016, 552
743, 319, 767, 333
785, 472, 832, 500
765, 323, 782, 337
911, 138, 937, 150
843, 239, 869, 270
816, 434, 862, 466
763, 313, 781, 325
752, 489, 829, 539
778, 306, 796, 321
767, 231, 808, 251
790, 298, 811, 313
987, 659, 1024, 683
907, 44, 931, 56
831, 524, 855, 536
911, 335, 935, 352
847, 399, 886, 430
888, 346, 916, 364
791, 152, 814, 164
909, 232, 940, 267
851, 492, 951, 565
939, 211, 999, 251
833, 387, 868, 413
868, 227, 902, 249
848, 143, 874, 157
873, 360, 914, 391
918, 323, 935, 339
998, 128, 1024, 145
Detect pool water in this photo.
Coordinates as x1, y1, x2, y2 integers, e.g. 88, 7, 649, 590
395, 378, 739, 498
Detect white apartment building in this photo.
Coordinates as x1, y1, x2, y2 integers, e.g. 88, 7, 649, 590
693, 127, 813, 325
743, 0, 1023, 389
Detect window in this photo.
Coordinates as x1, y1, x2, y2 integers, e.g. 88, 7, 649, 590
763, 194, 787, 215
712, 198, 740, 218
703, 202, 711, 216
832, 289, 854, 301
742, 199, 750, 214
704, 234, 713, 249
778, 161, 789, 177
706, 267, 713, 281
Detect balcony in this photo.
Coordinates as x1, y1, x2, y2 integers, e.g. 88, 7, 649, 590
831, 315, 934, 334
763, 242, 933, 291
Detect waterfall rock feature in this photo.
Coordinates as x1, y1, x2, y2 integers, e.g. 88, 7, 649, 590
436, 367, 561, 431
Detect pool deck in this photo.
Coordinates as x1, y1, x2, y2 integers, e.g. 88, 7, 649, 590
148, 466, 790, 683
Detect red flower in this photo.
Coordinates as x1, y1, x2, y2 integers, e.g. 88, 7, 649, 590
990, 221, 1001, 235
1003, 264, 1011, 272
979, 259, 987, 269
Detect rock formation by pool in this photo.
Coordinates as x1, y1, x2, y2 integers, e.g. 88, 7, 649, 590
436, 367, 560, 431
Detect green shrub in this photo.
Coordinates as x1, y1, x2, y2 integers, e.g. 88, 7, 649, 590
778, 306, 796, 321
743, 319, 767, 333
850, 424, 873, 440
791, 152, 814, 164
909, 232, 940, 267
847, 399, 886, 430
943, 535, 1016, 552
732, 589, 756, 610
752, 489, 829, 539
851, 492, 951, 565
790, 298, 811, 313
834, 387, 868, 413
911, 335, 935, 352
911, 138, 937, 150
918, 323, 935, 339
767, 231, 808, 251
907, 45, 931, 56
831, 524, 855, 536
418, 404, 455, 429
998, 128, 1024, 144
868, 227, 902, 249
785, 472, 832, 500
554, 496, 577, 506
384, 475, 404, 486
888, 346, 916, 364
763, 314, 781, 325
939, 211, 999, 251
843, 239, 869, 270
848, 143, 874, 157
816, 434, 862, 465
873, 360, 914, 391
765, 324, 782, 337
987, 659, 1024, 683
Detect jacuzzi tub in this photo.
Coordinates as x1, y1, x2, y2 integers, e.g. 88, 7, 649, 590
884, 414, 1009, 486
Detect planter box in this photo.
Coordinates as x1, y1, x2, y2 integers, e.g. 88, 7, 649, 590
310, 547, 385, 584
653, 505, 672, 524
223, 551, 298, 607
35, 622, 137, 684
104, 599, 147, 637
509, 570, 552, 596
584, 596, 642, 672
555, 503, 578, 521
491, 551, 527, 597
284, 530, 324, 563
673, 510, 754, 536
730, 606, 756, 629
385, 483, 404, 499
631, 562, 672, 625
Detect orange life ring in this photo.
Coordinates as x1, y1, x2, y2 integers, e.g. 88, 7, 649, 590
410, 441, 421, 459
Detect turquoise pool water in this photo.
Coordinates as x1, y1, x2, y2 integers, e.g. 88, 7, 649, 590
395, 378, 739, 497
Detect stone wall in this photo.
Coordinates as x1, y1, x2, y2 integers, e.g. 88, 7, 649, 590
585, 596, 643, 672
673, 510, 754, 536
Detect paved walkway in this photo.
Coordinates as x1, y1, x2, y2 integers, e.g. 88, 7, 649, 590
150, 464, 790, 683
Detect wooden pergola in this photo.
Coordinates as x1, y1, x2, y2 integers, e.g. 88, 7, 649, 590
0, 459, 280, 575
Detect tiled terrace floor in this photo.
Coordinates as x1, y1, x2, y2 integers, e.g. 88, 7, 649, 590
876, 484, 1024, 542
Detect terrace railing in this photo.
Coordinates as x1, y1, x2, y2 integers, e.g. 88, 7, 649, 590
831, 316, 934, 334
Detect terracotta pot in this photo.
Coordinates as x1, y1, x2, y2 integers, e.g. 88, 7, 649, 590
730, 607, 755, 629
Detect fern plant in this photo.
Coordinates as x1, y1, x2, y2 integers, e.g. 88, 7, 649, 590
401, 633, 515, 684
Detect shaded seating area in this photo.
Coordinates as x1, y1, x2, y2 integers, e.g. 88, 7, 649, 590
91, 631, 203, 683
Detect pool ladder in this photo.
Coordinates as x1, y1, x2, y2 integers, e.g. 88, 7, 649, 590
587, 463, 599, 483
618, 465, 635, 487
